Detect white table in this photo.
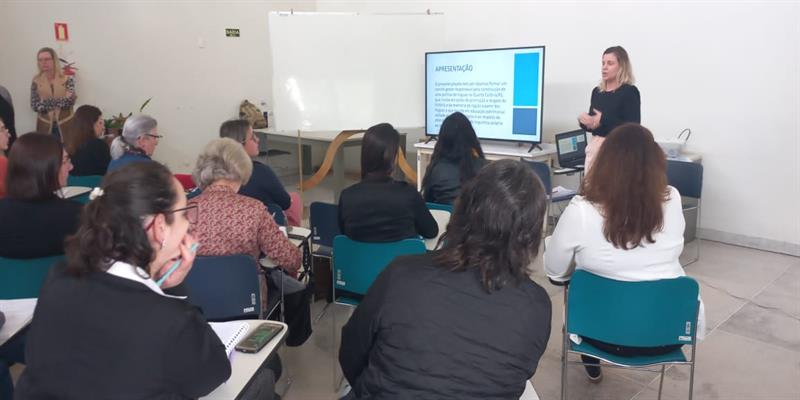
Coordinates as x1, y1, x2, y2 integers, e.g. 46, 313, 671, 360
0, 298, 37, 346
255, 128, 411, 200
201, 320, 288, 400
414, 141, 556, 191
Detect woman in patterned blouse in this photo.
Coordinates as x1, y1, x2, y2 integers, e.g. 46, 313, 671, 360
30, 47, 76, 140
191, 138, 301, 313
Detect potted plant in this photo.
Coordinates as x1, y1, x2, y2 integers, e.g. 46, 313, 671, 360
104, 98, 152, 137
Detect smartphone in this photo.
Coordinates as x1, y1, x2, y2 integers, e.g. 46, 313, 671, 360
235, 323, 284, 353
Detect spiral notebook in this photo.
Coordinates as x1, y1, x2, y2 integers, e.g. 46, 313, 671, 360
209, 321, 250, 355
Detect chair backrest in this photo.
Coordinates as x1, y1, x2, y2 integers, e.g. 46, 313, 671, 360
66, 174, 103, 188
173, 174, 197, 191
567, 269, 700, 347
524, 160, 552, 194
0, 256, 64, 299
332, 235, 426, 297
426, 202, 453, 213
310, 202, 340, 248
266, 203, 287, 226
666, 160, 703, 199
183, 254, 261, 321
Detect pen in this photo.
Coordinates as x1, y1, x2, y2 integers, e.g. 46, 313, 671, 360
156, 242, 199, 287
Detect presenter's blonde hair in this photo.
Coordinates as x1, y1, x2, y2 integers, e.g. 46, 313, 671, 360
599, 46, 635, 92
36, 47, 64, 78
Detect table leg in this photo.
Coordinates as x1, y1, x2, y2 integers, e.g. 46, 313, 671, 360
332, 149, 345, 202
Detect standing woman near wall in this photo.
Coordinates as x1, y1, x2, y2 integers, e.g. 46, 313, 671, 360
578, 46, 640, 170
30, 47, 76, 141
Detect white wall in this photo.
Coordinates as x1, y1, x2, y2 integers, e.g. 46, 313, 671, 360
2, 1, 798, 252
0, 0, 316, 173
315, 1, 800, 253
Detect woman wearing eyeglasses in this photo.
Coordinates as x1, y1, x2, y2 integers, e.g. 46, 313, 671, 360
64, 104, 111, 176
30, 47, 76, 140
15, 162, 231, 399
0, 132, 79, 259
219, 119, 302, 226
108, 114, 161, 172
191, 138, 301, 314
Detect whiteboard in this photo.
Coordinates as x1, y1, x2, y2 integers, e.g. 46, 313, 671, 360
268, 12, 445, 132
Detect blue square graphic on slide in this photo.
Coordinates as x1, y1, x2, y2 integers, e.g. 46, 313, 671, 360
513, 52, 540, 107
512, 108, 538, 135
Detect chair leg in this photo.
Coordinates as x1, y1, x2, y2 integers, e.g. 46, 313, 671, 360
561, 288, 569, 400
657, 365, 665, 400
688, 360, 696, 400
332, 302, 338, 390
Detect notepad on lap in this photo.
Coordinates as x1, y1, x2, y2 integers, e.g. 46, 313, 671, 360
56, 186, 92, 199
209, 321, 250, 355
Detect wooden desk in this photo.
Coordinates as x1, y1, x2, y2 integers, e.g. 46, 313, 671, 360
201, 320, 288, 400
414, 141, 556, 191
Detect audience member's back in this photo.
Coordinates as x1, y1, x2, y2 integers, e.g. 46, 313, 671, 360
0, 133, 80, 259
339, 159, 552, 399
338, 123, 437, 242
422, 112, 487, 205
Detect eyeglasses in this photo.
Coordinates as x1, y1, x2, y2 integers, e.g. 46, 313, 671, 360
145, 134, 163, 139
170, 203, 199, 224
143, 202, 199, 231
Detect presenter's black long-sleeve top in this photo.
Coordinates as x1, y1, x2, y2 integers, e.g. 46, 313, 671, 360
70, 137, 111, 176
338, 175, 438, 243
339, 252, 552, 399
0, 197, 81, 259
581, 84, 641, 137
15, 264, 231, 400
239, 160, 292, 210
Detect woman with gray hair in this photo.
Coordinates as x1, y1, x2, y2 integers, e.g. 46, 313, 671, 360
191, 138, 301, 314
107, 114, 160, 172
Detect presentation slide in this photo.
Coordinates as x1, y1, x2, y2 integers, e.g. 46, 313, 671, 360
426, 46, 545, 143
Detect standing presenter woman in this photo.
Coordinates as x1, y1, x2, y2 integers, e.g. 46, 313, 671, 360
578, 46, 640, 170
30, 47, 76, 140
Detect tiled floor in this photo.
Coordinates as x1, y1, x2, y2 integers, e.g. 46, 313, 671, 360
278, 239, 800, 400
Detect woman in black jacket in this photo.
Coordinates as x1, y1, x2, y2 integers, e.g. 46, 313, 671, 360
16, 162, 231, 399
64, 104, 111, 176
338, 123, 437, 243
422, 112, 487, 205
340, 159, 552, 399
0, 133, 81, 258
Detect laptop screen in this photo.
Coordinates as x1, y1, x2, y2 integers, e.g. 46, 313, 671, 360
556, 130, 587, 164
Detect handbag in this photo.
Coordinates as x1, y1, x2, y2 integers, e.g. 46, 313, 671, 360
239, 100, 267, 129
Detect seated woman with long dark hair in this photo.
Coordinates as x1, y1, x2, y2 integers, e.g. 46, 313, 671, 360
0, 132, 80, 258
422, 111, 487, 205
16, 162, 231, 398
338, 123, 437, 242
64, 104, 111, 176
340, 159, 552, 399
545, 123, 705, 382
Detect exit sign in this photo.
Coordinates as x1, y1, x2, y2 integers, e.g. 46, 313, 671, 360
225, 28, 240, 38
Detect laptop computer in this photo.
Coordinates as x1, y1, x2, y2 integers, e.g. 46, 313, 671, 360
555, 129, 587, 169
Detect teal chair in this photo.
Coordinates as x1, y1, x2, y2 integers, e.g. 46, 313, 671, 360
66, 175, 103, 204
562, 270, 700, 400
332, 235, 426, 305
0, 256, 64, 299
330, 235, 426, 388
426, 202, 453, 213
